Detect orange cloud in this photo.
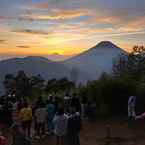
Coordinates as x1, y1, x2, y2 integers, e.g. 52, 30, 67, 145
33, 2, 49, 9
0, 40, 6, 43
17, 45, 30, 48
89, 15, 121, 24
118, 16, 145, 32
19, 8, 91, 21
51, 8, 91, 19
78, 27, 114, 35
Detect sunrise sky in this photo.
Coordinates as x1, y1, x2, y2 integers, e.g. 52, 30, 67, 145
0, 0, 145, 60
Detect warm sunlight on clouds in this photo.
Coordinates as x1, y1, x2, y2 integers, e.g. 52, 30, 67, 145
0, 0, 145, 60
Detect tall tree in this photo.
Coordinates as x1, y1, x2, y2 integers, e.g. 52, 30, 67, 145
113, 46, 145, 80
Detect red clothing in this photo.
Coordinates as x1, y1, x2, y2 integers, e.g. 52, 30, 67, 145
0, 136, 6, 145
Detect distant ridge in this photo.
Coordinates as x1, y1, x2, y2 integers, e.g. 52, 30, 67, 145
0, 56, 70, 95
0, 41, 127, 95
1, 56, 51, 63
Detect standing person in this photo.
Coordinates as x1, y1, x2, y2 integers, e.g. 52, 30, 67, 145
128, 96, 136, 119
53, 108, 68, 145
34, 103, 47, 139
19, 102, 32, 138
46, 100, 55, 135
33, 96, 44, 137
66, 107, 82, 145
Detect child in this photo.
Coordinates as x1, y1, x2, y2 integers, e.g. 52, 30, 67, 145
34, 103, 47, 139
53, 108, 67, 145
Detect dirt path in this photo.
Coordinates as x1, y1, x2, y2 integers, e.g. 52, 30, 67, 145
4, 119, 145, 145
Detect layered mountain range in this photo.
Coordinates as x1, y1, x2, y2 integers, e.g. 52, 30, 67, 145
0, 41, 127, 95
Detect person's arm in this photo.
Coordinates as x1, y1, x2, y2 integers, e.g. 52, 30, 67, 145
136, 113, 145, 119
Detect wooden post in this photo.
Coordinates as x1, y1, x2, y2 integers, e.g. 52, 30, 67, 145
106, 124, 111, 139
105, 124, 111, 145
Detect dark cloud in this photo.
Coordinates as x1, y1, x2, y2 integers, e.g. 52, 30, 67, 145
52, 52, 60, 55
0, 40, 6, 43
17, 45, 30, 48
12, 29, 49, 35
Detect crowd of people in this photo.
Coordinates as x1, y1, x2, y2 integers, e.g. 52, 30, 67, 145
0, 93, 97, 145
0, 93, 145, 145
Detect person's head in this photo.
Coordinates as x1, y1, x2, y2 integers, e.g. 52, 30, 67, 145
57, 107, 64, 115
48, 95, 53, 102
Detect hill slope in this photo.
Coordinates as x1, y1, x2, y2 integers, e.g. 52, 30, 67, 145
63, 41, 127, 81
0, 56, 70, 95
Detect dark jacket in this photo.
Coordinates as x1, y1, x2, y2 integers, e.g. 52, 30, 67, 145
66, 113, 82, 145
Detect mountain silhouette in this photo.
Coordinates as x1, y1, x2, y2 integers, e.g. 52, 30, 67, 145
0, 41, 127, 95
63, 41, 127, 81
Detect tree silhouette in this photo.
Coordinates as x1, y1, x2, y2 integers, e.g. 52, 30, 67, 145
3, 74, 16, 95
45, 78, 75, 95
3, 71, 45, 98
113, 46, 145, 80
30, 74, 45, 96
